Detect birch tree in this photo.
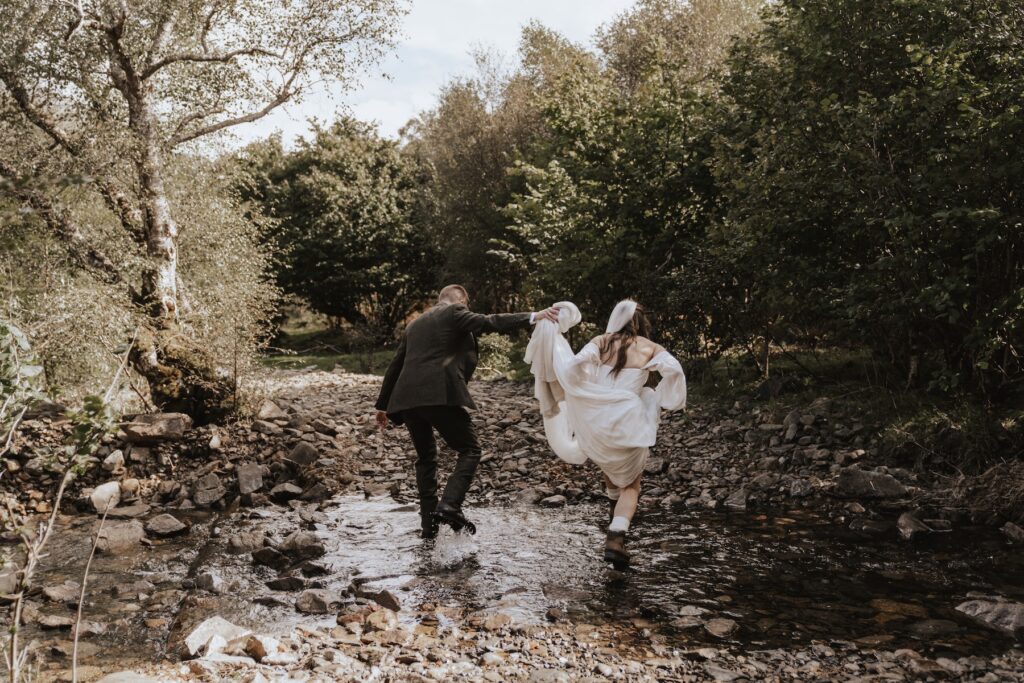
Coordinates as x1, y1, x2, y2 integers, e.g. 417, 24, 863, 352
0, 0, 405, 419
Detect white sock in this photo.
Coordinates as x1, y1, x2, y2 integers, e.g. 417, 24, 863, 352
608, 516, 630, 533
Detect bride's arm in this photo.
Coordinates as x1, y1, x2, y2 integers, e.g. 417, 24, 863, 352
643, 350, 687, 410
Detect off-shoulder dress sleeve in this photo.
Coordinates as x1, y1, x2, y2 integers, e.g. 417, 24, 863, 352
643, 351, 687, 410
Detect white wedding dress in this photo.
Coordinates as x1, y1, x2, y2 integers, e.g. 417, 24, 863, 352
524, 301, 687, 487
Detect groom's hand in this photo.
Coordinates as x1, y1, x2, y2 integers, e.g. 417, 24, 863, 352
375, 410, 389, 431
533, 307, 561, 324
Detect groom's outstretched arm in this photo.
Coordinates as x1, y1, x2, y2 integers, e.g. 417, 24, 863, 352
451, 304, 532, 335
375, 333, 407, 413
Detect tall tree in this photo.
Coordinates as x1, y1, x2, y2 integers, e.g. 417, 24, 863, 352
238, 119, 436, 342
0, 0, 405, 419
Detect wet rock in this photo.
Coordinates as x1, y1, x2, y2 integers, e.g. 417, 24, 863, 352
295, 589, 333, 614
96, 520, 145, 553
122, 413, 192, 444
184, 616, 250, 657
90, 481, 121, 513
193, 473, 226, 507
365, 609, 399, 632
279, 530, 325, 560
358, 588, 401, 612
252, 547, 289, 570
145, 514, 188, 537
266, 576, 305, 591
287, 442, 319, 466
909, 619, 959, 638
104, 503, 149, 520
270, 482, 303, 503
897, 512, 932, 541
42, 580, 80, 605
704, 618, 738, 638
956, 599, 1024, 635
724, 489, 747, 510
539, 495, 566, 508
789, 479, 813, 497
228, 531, 265, 554
236, 463, 264, 495
836, 467, 907, 499
196, 572, 226, 593
1002, 521, 1024, 544
300, 482, 330, 502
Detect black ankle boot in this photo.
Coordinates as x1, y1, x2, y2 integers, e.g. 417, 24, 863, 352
434, 501, 477, 535
420, 498, 439, 539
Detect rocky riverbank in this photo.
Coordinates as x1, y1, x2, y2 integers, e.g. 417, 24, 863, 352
1, 368, 1022, 681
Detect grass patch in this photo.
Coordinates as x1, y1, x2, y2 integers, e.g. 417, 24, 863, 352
261, 350, 393, 375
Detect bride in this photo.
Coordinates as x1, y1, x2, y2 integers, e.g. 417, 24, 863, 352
525, 300, 686, 569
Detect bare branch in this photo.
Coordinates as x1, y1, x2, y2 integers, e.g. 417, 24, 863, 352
142, 47, 279, 81
170, 74, 299, 146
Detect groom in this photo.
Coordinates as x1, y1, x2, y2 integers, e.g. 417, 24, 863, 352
375, 284, 559, 538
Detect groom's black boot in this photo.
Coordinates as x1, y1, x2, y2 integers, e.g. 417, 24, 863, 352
420, 497, 439, 540
434, 501, 477, 535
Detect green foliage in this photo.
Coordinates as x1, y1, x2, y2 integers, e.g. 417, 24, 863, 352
237, 119, 435, 342
0, 319, 46, 439
713, 0, 1024, 397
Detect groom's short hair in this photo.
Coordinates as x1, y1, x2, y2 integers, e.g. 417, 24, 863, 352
438, 284, 469, 305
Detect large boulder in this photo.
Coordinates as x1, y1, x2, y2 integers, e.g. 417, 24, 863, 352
956, 599, 1024, 636
121, 413, 192, 444
836, 467, 907, 499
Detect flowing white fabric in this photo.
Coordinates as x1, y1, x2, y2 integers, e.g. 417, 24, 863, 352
606, 299, 638, 334
525, 303, 687, 487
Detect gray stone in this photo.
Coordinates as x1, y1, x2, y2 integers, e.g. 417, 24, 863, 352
227, 531, 265, 554
539, 495, 567, 507
122, 413, 192, 444
107, 503, 151, 519
102, 450, 124, 472
836, 467, 907, 499
724, 489, 747, 510
236, 462, 264, 495
704, 618, 738, 638
279, 531, 326, 560
1002, 521, 1024, 543
96, 520, 145, 553
251, 420, 283, 435
196, 572, 225, 593
257, 400, 288, 420
193, 473, 226, 507
897, 512, 931, 541
145, 514, 188, 537
956, 599, 1024, 635
252, 547, 289, 570
266, 576, 305, 591
270, 482, 303, 503
295, 589, 332, 614
287, 442, 319, 466
358, 588, 401, 612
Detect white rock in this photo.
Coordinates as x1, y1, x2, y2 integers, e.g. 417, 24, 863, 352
90, 482, 121, 513
102, 450, 124, 472
185, 616, 251, 657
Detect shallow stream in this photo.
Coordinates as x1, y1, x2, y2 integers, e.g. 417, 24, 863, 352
25, 496, 1024, 670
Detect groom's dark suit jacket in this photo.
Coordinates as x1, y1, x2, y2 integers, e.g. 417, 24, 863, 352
375, 303, 531, 421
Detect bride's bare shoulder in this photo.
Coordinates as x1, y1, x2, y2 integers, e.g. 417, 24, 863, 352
636, 337, 666, 355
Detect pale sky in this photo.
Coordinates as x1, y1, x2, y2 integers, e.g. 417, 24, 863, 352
230, 0, 635, 146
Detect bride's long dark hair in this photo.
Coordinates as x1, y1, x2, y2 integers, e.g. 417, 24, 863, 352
600, 304, 652, 375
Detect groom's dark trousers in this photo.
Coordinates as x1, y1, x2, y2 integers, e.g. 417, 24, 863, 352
375, 302, 531, 522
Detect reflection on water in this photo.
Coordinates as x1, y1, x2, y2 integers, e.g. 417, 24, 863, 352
22, 494, 1024, 670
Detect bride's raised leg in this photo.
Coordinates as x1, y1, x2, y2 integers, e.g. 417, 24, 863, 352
605, 473, 642, 569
